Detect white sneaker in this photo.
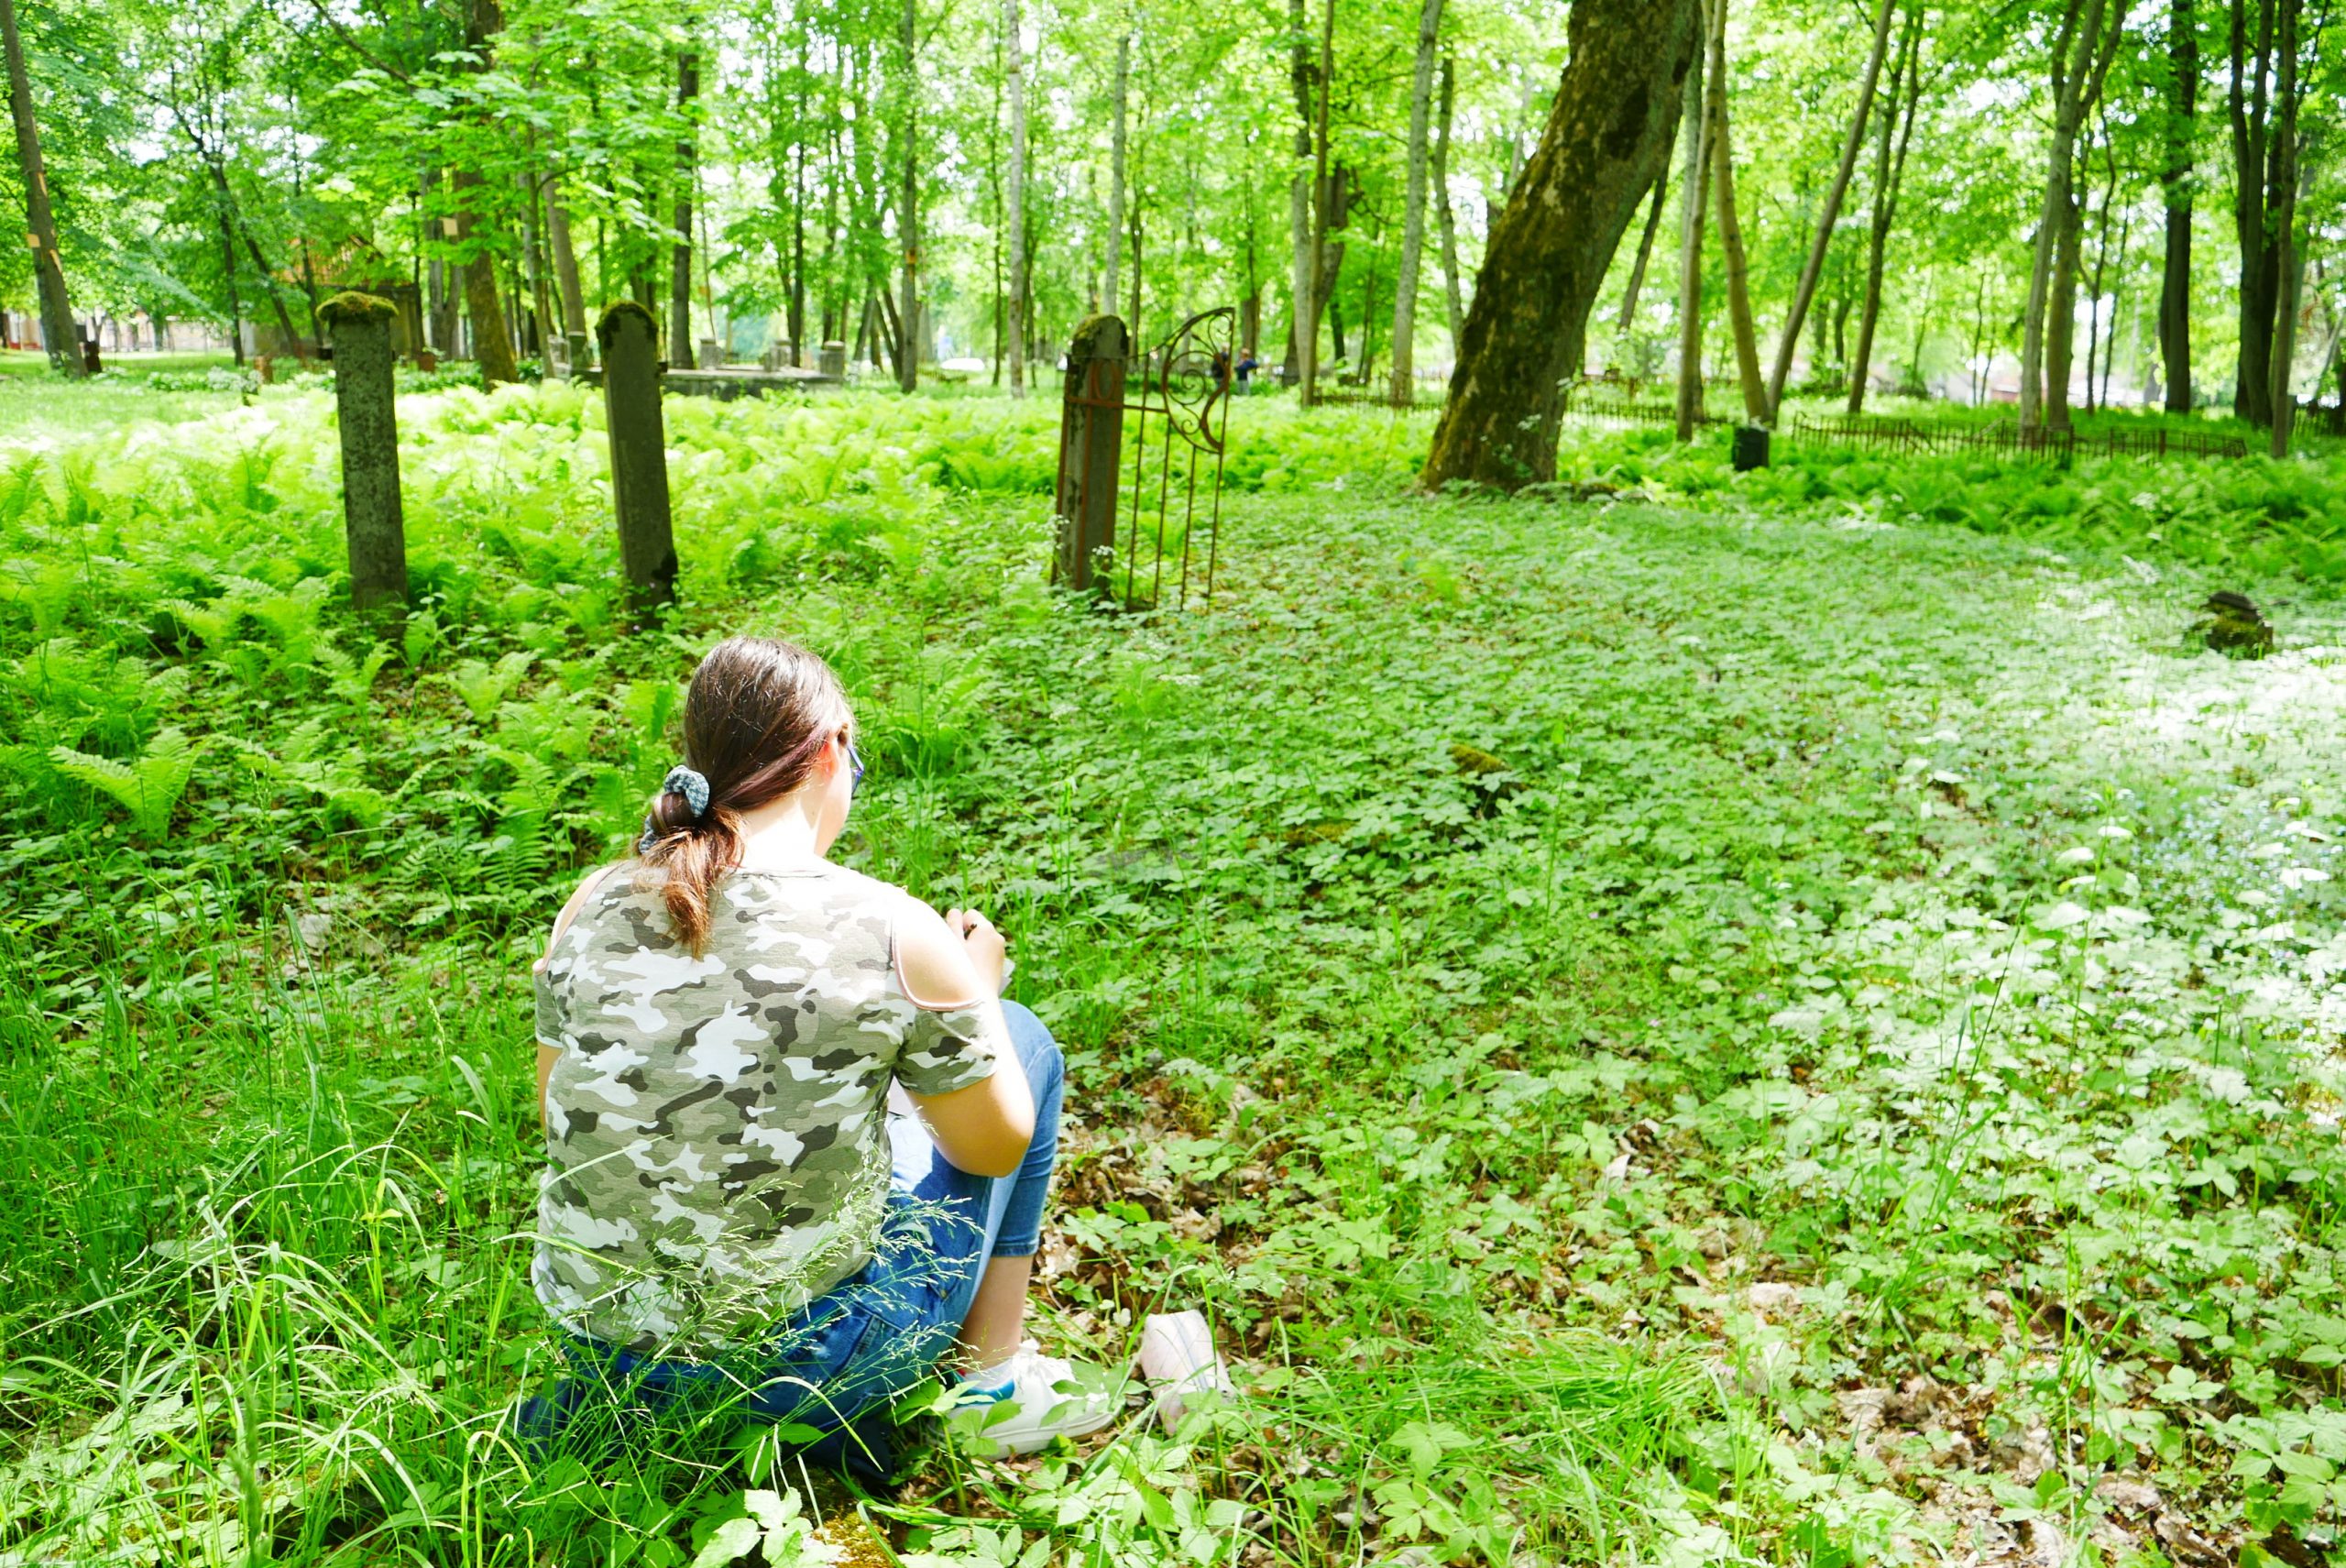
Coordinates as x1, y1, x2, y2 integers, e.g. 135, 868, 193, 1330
945, 1340, 1124, 1456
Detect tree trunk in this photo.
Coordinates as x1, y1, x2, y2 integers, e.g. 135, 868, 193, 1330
521, 165, 552, 357
1105, 34, 1128, 320
1432, 56, 1465, 345
2159, 0, 2197, 411
990, 68, 1003, 387
1617, 170, 1669, 334
1003, 0, 1027, 397
0, 0, 79, 376
1707, 0, 1765, 421
1847, 1, 1921, 413
236, 205, 308, 362
1129, 200, 1145, 344
670, 50, 698, 361
2229, 0, 2279, 424
1287, 0, 1312, 389
2102, 210, 2130, 405
2265, 0, 2298, 455
457, 0, 519, 384
2019, 0, 2121, 429
1672, 0, 1709, 439
546, 180, 586, 338
895, 0, 920, 390
1303, 0, 1337, 404
789, 137, 806, 355
1764, 0, 1898, 419
1388, 0, 1445, 405
2083, 135, 2119, 412
216, 204, 246, 366
1420, 0, 1702, 488
453, 168, 520, 383
203, 151, 305, 361
2046, 182, 2083, 428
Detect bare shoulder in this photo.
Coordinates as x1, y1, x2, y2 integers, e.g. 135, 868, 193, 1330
890, 893, 985, 1011
541, 862, 627, 967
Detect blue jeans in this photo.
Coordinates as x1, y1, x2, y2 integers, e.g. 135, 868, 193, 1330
522, 1002, 1064, 1478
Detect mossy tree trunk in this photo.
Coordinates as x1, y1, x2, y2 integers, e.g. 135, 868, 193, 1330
1419, 0, 1701, 489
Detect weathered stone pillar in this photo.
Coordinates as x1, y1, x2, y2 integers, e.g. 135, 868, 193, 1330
565, 331, 590, 376
597, 302, 677, 614
819, 340, 847, 378
318, 291, 407, 611
1054, 314, 1127, 592
696, 337, 722, 370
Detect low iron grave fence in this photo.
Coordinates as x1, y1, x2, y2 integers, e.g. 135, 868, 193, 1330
1557, 377, 2253, 464
1790, 414, 2250, 463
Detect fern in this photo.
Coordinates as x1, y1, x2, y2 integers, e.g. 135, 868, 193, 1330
444, 651, 534, 725
48, 728, 203, 841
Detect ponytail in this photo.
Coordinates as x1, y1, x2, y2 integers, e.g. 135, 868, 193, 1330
634, 638, 851, 955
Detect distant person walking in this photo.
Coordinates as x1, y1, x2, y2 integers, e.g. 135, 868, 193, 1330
522, 638, 1117, 1474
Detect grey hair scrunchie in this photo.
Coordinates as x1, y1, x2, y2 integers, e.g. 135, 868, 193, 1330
636, 764, 712, 855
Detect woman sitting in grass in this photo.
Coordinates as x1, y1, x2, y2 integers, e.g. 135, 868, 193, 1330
526, 635, 1117, 1465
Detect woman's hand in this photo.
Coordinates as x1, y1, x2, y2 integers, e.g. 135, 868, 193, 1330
943, 907, 1007, 995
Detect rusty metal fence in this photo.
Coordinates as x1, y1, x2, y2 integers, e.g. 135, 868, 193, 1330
1555, 377, 2253, 464
1789, 414, 2250, 463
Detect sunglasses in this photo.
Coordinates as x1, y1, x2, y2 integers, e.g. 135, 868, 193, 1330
846, 736, 864, 796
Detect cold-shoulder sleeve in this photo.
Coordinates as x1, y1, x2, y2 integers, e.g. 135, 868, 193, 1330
894, 997, 1003, 1097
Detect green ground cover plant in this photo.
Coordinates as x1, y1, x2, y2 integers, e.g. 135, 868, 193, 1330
3, 386, 2345, 1565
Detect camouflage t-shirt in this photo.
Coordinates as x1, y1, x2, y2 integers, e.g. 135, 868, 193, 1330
532, 861, 1003, 1354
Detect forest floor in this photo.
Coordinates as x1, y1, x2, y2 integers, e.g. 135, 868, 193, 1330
2, 383, 2344, 1566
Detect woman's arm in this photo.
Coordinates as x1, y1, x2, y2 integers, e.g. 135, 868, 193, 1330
895, 899, 1036, 1179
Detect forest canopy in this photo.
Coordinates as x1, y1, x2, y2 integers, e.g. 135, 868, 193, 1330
5, 0, 2341, 439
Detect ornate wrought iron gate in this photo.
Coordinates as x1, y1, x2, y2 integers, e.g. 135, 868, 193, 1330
1052, 307, 1233, 610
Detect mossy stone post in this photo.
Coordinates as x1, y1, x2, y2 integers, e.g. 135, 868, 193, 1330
1054, 314, 1126, 592
318, 291, 407, 612
819, 340, 847, 378
597, 302, 677, 613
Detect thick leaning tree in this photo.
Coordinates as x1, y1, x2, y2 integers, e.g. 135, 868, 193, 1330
1420, 0, 1701, 489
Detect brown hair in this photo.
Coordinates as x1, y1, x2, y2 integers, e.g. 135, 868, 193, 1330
638, 637, 853, 953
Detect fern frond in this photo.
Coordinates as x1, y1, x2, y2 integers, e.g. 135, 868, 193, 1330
49, 728, 203, 840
